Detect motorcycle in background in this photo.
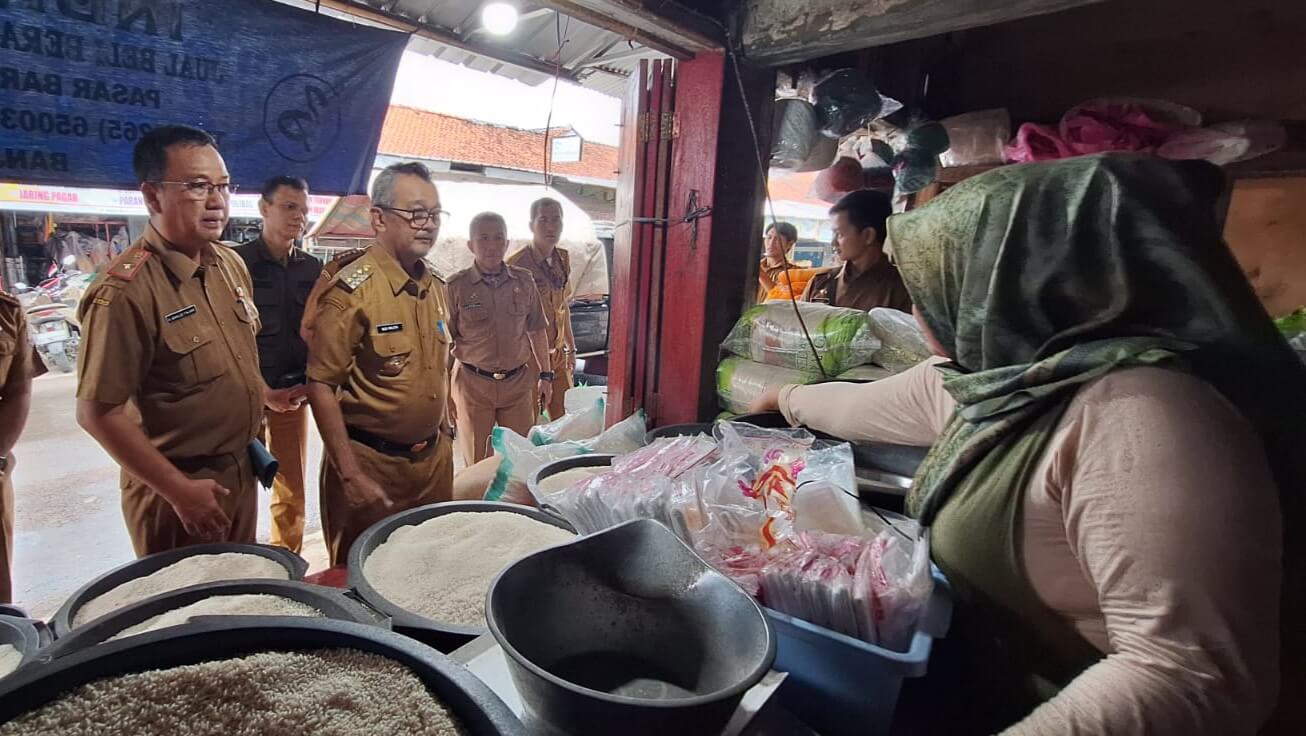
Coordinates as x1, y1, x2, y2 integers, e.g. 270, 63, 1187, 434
17, 256, 85, 373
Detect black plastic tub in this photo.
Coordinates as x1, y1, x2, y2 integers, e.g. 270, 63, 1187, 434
42, 579, 385, 659
0, 618, 525, 735
51, 543, 307, 637
349, 501, 577, 653
528, 453, 614, 506
0, 615, 41, 682
488, 520, 775, 736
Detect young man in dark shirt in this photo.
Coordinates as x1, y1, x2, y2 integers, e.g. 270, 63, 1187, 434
233, 176, 322, 553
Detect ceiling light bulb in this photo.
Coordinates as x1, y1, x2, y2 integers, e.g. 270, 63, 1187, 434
481, 3, 518, 36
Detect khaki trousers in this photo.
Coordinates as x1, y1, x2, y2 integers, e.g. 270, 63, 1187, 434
452, 363, 537, 466
0, 472, 12, 604
121, 451, 258, 558
260, 405, 308, 554
546, 350, 574, 422
320, 433, 453, 566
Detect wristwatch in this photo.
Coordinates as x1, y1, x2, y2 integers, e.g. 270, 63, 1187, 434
539, 371, 556, 381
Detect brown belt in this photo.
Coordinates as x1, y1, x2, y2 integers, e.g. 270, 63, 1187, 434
461, 362, 526, 381
347, 426, 439, 456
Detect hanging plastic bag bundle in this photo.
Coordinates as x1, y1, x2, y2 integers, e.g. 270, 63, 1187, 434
722, 302, 881, 376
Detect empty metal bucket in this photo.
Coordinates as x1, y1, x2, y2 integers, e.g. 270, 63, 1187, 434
486, 519, 775, 736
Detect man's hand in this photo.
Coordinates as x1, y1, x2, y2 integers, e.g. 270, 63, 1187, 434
341, 472, 392, 512
538, 379, 554, 413
168, 478, 232, 540
748, 385, 783, 415
265, 386, 305, 413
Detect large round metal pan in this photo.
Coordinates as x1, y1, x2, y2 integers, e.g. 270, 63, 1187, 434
0, 618, 525, 735
51, 542, 307, 637
348, 501, 576, 652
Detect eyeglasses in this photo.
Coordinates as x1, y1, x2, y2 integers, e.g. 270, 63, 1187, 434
376, 206, 450, 228
154, 181, 237, 199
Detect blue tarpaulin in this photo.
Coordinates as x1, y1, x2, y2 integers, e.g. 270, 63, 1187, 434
0, 0, 407, 195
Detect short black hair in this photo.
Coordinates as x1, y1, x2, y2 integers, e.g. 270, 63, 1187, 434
829, 189, 892, 242
765, 221, 798, 243
262, 175, 309, 201
530, 197, 563, 221
469, 211, 507, 237
133, 125, 217, 184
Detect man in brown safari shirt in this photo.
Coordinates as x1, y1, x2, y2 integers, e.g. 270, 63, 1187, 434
803, 189, 912, 313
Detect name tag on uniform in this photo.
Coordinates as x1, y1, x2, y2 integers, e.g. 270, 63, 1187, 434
165, 305, 197, 323
377, 323, 403, 334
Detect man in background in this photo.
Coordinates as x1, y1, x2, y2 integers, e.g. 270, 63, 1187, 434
306, 162, 455, 565
507, 198, 575, 420
802, 190, 911, 312
234, 176, 322, 554
447, 213, 551, 465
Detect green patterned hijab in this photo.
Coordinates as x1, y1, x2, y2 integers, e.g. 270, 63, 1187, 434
889, 154, 1306, 723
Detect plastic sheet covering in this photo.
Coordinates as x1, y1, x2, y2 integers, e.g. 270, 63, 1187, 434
867, 308, 934, 373
723, 302, 881, 376
771, 99, 820, 170
811, 70, 904, 138
717, 358, 818, 414
939, 109, 1011, 167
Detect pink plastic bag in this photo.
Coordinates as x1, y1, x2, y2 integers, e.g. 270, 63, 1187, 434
1004, 122, 1072, 163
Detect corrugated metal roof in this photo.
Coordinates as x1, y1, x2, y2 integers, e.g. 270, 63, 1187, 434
333, 0, 666, 97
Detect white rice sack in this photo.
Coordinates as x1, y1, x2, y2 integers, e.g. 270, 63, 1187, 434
867, 308, 933, 373
364, 512, 574, 628
109, 594, 322, 642
73, 553, 289, 628
0, 649, 464, 736
537, 466, 607, 497
0, 644, 21, 679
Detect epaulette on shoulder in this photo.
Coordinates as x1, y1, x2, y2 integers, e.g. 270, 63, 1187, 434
334, 259, 374, 293
107, 246, 151, 282
325, 247, 369, 278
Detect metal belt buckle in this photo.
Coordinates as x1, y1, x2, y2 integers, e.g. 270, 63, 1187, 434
409, 440, 429, 453
492, 371, 506, 380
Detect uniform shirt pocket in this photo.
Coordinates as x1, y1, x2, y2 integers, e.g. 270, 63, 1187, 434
368, 332, 415, 378
509, 285, 532, 316
161, 328, 222, 387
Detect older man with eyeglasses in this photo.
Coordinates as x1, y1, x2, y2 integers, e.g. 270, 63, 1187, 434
76, 124, 267, 555
305, 161, 456, 565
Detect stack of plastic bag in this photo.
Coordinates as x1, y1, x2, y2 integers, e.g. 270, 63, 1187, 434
484, 408, 647, 505
866, 308, 934, 373
718, 302, 883, 412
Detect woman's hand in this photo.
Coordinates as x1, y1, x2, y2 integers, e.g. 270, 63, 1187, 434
748, 385, 784, 415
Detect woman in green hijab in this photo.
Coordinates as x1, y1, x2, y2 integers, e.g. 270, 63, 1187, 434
758, 154, 1303, 733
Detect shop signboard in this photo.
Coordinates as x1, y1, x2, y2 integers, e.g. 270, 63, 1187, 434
0, 182, 336, 220
0, 0, 406, 194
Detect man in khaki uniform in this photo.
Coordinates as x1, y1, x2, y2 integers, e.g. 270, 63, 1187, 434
306, 162, 454, 565
507, 197, 575, 421
447, 213, 551, 466
0, 294, 41, 602
802, 189, 912, 313
77, 125, 266, 556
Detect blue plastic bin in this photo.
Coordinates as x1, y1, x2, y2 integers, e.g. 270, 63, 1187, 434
765, 568, 953, 735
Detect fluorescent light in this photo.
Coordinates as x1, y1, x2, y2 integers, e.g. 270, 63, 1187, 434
481, 3, 518, 35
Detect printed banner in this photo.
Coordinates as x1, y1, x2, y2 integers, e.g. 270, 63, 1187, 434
0, 0, 407, 194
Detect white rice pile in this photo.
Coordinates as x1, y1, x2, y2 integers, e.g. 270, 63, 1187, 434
365, 511, 574, 628
108, 594, 322, 642
0, 644, 22, 678
0, 649, 465, 736
73, 553, 289, 628
538, 466, 605, 496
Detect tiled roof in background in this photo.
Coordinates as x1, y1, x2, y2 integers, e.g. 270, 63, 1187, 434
379, 106, 620, 184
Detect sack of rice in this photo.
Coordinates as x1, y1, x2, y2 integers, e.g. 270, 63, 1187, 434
72, 553, 290, 628
485, 410, 647, 504
716, 357, 816, 414
722, 302, 880, 376
363, 511, 574, 628
867, 307, 933, 373
0, 649, 464, 736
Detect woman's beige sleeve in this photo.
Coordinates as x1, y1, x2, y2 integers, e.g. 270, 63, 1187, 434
777, 357, 953, 445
